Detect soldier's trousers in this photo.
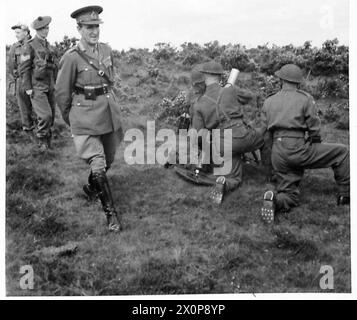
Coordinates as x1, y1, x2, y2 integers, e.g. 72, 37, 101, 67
272, 137, 350, 211
16, 78, 34, 131
73, 130, 123, 173
213, 125, 265, 191
30, 89, 56, 139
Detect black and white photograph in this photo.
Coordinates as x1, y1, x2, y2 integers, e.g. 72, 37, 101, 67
1, 0, 354, 300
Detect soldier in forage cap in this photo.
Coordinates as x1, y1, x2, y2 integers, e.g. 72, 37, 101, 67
260, 64, 350, 224
19, 15, 57, 150
55, 6, 124, 232
8, 23, 35, 134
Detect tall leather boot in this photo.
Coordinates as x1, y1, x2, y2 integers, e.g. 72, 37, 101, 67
92, 171, 122, 232
83, 171, 98, 201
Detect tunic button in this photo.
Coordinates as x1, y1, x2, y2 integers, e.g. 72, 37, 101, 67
106, 95, 110, 98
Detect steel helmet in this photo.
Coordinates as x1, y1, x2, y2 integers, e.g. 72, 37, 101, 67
191, 67, 205, 85
198, 61, 224, 75
275, 64, 304, 83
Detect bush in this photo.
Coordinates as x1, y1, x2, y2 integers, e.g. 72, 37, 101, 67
178, 42, 206, 66
323, 102, 349, 130
53, 36, 78, 60
153, 43, 177, 61
220, 44, 258, 72
157, 91, 189, 125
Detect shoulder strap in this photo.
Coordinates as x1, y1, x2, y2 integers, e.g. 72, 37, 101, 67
203, 87, 231, 126
75, 46, 112, 84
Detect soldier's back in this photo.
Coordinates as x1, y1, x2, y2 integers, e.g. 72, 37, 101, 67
264, 89, 311, 131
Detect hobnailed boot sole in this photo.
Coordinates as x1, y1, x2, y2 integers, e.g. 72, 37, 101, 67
209, 177, 226, 205
261, 190, 275, 224
106, 211, 123, 232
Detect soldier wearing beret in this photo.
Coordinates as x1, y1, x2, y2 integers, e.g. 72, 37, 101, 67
260, 64, 350, 224
8, 23, 35, 134
19, 16, 57, 150
55, 6, 123, 232
191, 61, 267, 204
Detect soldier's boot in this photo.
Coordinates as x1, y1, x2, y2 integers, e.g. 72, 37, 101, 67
261, 190, 276, 224
37, 137, 50, 151
83, 171, 98, 201
23, 128, 35, 143
337, 195, 350, 206
92, 171, 123, 232
209, 176, 226, 205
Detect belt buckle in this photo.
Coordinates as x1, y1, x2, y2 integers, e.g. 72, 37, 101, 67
103, 85, 108, 94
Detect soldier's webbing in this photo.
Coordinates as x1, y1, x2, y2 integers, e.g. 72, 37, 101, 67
75, 47, 112, 84
203, 87, 232, 126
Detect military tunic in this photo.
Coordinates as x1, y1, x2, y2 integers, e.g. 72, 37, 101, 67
55, 40, 123, 173
261, 88, 350, 211
8, 39, 34, 130
19, 35, 57, 138
192, 83, 264, 190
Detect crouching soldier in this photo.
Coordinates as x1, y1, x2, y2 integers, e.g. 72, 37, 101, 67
55, 5, 124, 232
191, 61, 267, 204
260, 64, 350, 224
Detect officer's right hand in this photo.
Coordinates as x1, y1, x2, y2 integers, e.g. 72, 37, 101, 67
26, 89, 33, 97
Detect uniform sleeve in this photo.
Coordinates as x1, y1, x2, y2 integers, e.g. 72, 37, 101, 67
233, 85, 254, 105
18, 43, 34, 91
55, 53, 77, 126
304, 96, 321, 137
192, 107, 205, 132
7, 45, 16, 78
259, 100, 269, 134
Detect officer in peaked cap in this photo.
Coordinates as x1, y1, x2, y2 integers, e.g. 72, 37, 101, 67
189, 61, 267, 204
19, 15, 57, 150
8, 22, 34, 134
55, 5, 124, 233
70, 5, 103, 24
260, 64, 350, 224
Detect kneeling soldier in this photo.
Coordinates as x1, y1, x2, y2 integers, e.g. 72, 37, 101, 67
260, 64, 350, 223
55, 6, 123, 232
191, 61, 266, 204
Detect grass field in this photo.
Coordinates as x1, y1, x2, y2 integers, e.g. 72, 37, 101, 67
5, 63, 350, 295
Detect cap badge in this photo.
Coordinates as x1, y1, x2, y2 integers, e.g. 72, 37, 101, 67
91, 11, 98, 20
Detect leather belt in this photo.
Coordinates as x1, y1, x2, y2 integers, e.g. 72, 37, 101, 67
74, 84, 110, 96
273, 129, 305, 139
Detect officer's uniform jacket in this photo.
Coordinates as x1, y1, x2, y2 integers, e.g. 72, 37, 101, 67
261, 88, 321, 138
192, 82, 253, 132
55, 40, 122, 135
19, 35, 57, 92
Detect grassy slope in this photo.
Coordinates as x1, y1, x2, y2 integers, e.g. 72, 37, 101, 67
6, 61, 350, 295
